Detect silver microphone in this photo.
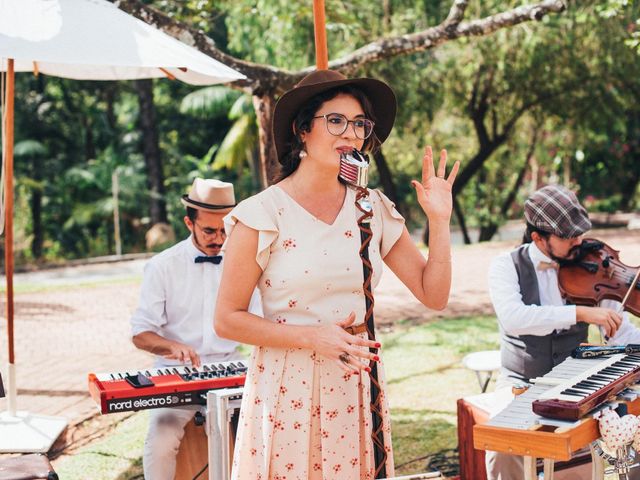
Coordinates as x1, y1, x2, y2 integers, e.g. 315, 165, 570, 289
338, 149, 369, 188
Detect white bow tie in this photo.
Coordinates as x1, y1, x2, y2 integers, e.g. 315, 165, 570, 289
537, 260, 559, 271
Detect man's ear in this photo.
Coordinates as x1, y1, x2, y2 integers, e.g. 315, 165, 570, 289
530, 231, 541, 243
184, 215, 193, 232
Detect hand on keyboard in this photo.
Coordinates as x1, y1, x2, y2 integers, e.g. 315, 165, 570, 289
163, 341, 201, 367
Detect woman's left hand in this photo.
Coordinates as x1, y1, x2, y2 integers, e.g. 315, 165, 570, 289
411, 146, 459, 222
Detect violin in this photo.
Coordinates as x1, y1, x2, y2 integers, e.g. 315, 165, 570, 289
558, 239, 640, 317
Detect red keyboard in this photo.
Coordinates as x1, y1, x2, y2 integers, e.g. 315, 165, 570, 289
88, 361, 247, 414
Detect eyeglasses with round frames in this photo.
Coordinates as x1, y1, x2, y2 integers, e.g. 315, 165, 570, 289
194, 222, 226, 238
312, 113, 375, 140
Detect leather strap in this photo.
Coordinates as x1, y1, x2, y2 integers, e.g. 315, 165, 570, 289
344, 323, 367, 335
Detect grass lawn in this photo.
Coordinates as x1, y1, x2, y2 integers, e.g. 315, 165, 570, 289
54, 314, 500, 479
54, 412, 147, 480
49, 313, 640, 479
386, 315, 500, 475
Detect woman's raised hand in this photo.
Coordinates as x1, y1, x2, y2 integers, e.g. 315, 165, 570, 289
313, 312, 381, 374
411, 146, 460, 222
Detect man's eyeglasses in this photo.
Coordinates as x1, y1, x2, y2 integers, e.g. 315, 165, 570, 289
194, 222, 226, 238
312, 113, 375, 140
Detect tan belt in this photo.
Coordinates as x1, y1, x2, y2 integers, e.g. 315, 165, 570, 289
344, 323, 368, 335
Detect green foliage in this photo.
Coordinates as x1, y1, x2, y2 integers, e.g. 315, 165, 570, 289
14, 139, 47, 157
180, 86, 241, 118
7, 0, 640, 261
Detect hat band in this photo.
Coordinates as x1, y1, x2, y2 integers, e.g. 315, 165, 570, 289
182, 195, 236, 210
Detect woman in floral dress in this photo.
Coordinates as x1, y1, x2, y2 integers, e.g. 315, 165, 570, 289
215, 69, 459, 479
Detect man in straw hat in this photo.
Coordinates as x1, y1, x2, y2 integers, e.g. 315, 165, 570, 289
130, 178, 261, 480
486, 184, 640, 479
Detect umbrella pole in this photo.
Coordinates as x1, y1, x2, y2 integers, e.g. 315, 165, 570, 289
0, 59, 67, 453
313, 0, 328, 69
3, 59, 16, 416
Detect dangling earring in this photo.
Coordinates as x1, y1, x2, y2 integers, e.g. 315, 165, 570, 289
299, 149, 307, 159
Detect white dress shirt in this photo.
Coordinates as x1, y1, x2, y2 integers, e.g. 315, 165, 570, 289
130, 236, 262, 365
488, 241, 638, 344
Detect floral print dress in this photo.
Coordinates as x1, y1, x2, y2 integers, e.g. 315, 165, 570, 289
224, 185, 404, 480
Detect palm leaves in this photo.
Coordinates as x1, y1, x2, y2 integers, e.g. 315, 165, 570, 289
180, 87, 259, 181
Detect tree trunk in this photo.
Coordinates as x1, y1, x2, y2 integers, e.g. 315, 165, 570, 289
478, 124, 540, 242
478, 224, 498, 242
252, 93, 278, 187
83, 116, 96, 161
372, 149, 404, 216
453, 196, 472, 245
104, 84, 118, 132
250, 148, 262, 193
619, 174, 640, 211
30, 157, 43, 260
620, 111, 640, 210
422, 218, 430, 246
135, 79, 168, 224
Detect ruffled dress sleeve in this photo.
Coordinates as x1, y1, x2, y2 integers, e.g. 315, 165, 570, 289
371, 188, 405, 258
224, 189, 279, 271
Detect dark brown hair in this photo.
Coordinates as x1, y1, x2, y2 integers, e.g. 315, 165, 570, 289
186, 206, 198, 222
275, 86, 381, 182
522, 222, 551, 245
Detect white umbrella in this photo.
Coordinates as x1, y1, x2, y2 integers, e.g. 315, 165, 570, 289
0, 0, 246, 453
0, 0, 245, 84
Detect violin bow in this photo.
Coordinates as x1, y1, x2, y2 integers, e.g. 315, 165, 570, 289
621, 268, 640, 310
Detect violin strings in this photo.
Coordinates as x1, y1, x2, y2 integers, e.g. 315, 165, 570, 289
595, 263, 639, 286
609, 270, 640, 287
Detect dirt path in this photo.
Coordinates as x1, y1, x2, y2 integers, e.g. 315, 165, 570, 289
377, 228, 640, 327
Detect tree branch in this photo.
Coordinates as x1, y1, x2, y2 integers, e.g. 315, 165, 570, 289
113, 0, 301, 94
329, 0, 566, 74
500, 121, 540, 217
444, 0, 469, 30
113, 0, 566, 92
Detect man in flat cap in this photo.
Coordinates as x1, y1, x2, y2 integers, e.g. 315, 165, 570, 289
130, 178, 261, 480
485, 184, 640, 479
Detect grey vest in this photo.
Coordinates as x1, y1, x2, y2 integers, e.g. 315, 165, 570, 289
500, 244, 588, 382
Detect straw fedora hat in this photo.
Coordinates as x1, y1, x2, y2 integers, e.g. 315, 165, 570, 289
180, 178, 236, 213
273, 69, 397, 164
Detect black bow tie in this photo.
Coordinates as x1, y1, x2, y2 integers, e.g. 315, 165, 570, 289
194, 255, 222, 264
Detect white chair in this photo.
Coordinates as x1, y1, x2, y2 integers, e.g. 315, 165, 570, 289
462, 350, 501, 393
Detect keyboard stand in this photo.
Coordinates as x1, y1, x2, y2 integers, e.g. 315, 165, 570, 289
589, 443, 606, 479
206, 387, 243, 480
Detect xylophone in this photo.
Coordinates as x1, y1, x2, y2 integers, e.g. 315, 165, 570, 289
88, 361, 247, 414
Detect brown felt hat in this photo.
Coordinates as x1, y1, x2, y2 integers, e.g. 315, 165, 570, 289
273, 69, 397, 164
180, 178, 236, 213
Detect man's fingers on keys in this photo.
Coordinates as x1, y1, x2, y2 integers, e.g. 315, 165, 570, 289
190, 351, 201, 368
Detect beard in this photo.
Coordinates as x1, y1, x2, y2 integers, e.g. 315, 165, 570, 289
548, 243, 582, 263
193, 230, 223, 253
